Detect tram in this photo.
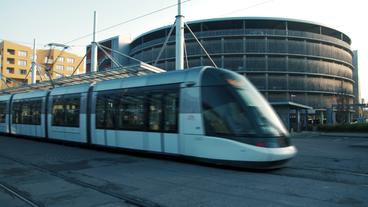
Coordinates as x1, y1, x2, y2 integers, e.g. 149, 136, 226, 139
0, 67, 297, 169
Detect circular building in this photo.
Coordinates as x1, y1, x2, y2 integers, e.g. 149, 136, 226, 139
129, 17, 354, 111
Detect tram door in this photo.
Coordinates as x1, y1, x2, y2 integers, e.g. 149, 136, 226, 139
147, 92, 179, 154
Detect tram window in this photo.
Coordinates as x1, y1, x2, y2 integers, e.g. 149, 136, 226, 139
163, 92, 178, 132
52, 94, 80, 127
12, 99, 42, 125
12, 102, 20, 124
32, 101, 41, 124
21, 103, 31, 123
0, 102, 6, 123
202, 86, 254, 136
148, 94, 162, 131
96, 94, 107, 129
52, 96, 64, 126
96, 85, 179, 132
105, 94, 117, 129
65, 96, 80, 127
118, 95, 145, 130
96, 92, 119, 129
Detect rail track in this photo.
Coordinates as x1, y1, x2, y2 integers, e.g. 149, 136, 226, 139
0, 153, 163, 207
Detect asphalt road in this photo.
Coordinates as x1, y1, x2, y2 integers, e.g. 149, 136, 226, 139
0, 134, 367, 207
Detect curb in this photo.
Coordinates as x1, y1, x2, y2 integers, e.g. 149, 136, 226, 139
350, 142, 368, 148
291, 131, 368, 138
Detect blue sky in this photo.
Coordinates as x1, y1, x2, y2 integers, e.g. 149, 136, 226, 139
0, 0, 366, 100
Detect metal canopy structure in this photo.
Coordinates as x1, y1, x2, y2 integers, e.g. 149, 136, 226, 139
0, 62, 165, 95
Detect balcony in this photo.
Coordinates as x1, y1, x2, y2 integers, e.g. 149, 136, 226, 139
7, 49, 15, 56
6, 58, 15, 65
6, 67, 15, 74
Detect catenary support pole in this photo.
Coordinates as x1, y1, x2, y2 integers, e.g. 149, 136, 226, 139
91, 11, 98, 72
31, 38, 37, 84
175, 0, 184, 70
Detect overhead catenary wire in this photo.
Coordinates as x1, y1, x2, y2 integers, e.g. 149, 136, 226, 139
184, 40, 189, 69
184, 22, 218, 68
64, 0, 193, 45
0, 38, 45, 47
154, 20, 177, 66
1, 0, 272, 54
97, 44, 144, 66
0, 77, 10, 89
2, 0, 193, 60
220, 0, 274, 16
40, 44, 69, 88
71, 47, 90, 76
1, 0, 226, 92
96, 43, 123, 68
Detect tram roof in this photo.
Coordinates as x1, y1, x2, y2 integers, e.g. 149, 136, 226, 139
93, 66, 207, 92
0, 62, 165, 95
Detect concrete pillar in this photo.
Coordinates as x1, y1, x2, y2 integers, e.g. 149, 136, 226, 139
297, 109, 301, 132
320, 111, 324, 124
304, 109, 308, 129
327, 108, 336, 124
347, 111, 352, 123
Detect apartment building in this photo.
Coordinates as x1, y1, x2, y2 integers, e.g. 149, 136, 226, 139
0, 40, 33, 88
0, 40, 85, 90
37, 49, 85, 80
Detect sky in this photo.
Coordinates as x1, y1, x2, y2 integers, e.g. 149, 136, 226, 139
0, 0, 366, 101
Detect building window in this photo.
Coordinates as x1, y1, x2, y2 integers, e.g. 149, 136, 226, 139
268, 75, 287, 90
246, 56, 265, 71
56, 65, 64, 70
57, 56, 64, 62
44, 57, 53, 64
6, 67, 14, 74
18, 50, 27, 57
55, 74, 63, 78
19, 69, 27, 75
268, 56, 287, 71
247, 74, 266, 90
66, 66, 74, 71
66, 58, 75, 64
7, 58, 15, 64
7, 49, 15, 55
18, 60, 27, 66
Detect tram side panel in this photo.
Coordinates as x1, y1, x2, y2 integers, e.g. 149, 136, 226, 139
177, 85, 257, 162
90, 89, 146, 150
47, 84, 90, 143
178, 86, 205, 156
10, 91, 48, 138
90, 84, 181, 154
0, 95, 12, 134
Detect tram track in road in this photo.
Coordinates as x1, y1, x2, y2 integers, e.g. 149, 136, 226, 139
0, 183, 43, 207
0, 153, 163, 207
271, 165, 368, 186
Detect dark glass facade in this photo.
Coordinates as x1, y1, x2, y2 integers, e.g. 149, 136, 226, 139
129, 17, 355, 108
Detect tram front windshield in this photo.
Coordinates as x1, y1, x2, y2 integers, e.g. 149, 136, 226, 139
201, 68, 288, 138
